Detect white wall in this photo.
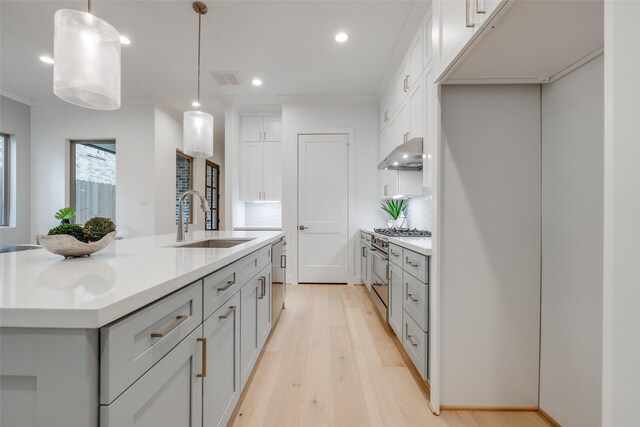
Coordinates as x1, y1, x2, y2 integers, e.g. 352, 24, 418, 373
282, 103, 380, 284
603, 3, 640, 426
539, 55, 603, 427
31, 104, 155, 239
439, 85, 541, 406
0, 96, 31, 245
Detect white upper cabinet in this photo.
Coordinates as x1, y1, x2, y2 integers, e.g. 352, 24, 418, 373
262, 142, 282, 201
409, 76, 425, 141
408, 33, 424, 92
263, 116, 282, 142
434, 0, 477, 74
240, 116, 282, 202
241, 116, 282, 142
240, 116, 264, 142
240, 142, 264, 201
380, 89, 391, 131
396, 100, 410, 149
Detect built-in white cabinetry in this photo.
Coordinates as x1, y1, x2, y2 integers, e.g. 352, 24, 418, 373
408, 33, 424, 92
434, 0, 476, 72
240, 116, 281, 142
240, 116, 282, 202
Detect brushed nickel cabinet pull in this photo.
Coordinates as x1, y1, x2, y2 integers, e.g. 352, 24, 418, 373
466, 0, 475, 27
476, 0, 486, 13
197, 337, 207, 378
151, 315, 188, 338
407, 293, 419, 302
217, 280, 235, 292
406, 257, 419, 267
258, 277, 266, 299
219, 305, 237, 319
362, 246, 366, 257
407, 334, 419, 347
405, 75, 411, 91
281, 254, 287, 268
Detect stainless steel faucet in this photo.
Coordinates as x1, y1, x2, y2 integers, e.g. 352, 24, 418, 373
177, 190, 211, 242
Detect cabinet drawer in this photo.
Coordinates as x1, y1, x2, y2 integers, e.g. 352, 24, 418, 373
402, 249, 428, 283
402, 310, 428, 380
388, 243, 403, 267
100, 326, 203, 427
403, 273, 428, 331
100, 281, 203, 404
203, 245, 271, 320
360, 231, 372, 247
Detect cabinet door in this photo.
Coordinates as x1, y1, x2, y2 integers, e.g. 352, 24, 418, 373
424, 67, 435, 188
241, 116, 264, 141
360, 243, 367, 284
240, 276, 260, 389
409, 77, 424, 140
435, 0, 477, 72
100, 327, 203, 427
263, 117, 282, 142
257, 266, 272, 350
424, 15, 433, 65
240, 142, 264, 201
262, 142, 282, 201
203, 293, 241, 427
396, 100, 410, 148
397, 59, 409, 107
380, 89, 391, 131
408, 33, 424, 91
365, 247, 373, 290
389, 263, 403, 337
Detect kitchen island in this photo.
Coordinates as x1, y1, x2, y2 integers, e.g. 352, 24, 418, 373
0, 230, 285, 427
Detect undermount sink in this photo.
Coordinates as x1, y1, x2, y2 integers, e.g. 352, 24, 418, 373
173, 238, 254, 249
0, 245, 42, 254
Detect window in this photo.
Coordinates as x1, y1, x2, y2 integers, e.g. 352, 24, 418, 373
176, 151, 193, 224
70, 141, 116, 224
0, 133, 9, 226
205, 161, 220, 230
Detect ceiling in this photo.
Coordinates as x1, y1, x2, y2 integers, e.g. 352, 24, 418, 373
1, 0, 428, 142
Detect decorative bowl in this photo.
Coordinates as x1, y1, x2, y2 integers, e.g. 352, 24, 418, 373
35, 231, 117, 258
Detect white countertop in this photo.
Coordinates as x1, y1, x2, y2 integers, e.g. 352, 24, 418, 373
0, 231, 284, 329
360, 228, 432, 256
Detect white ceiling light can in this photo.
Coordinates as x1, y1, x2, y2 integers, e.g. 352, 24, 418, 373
183, 1, 213, 158
251, 78, 262, 86
39, 56, 55, 64
53, 2, 121, 110
335, 32, 349, 43
119, 35, 131, 45
192, 101, 201, 107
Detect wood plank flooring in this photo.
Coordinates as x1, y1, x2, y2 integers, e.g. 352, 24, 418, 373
230, 284, 551, 427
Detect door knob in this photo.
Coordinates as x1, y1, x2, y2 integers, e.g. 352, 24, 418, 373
299, 225, 309, 230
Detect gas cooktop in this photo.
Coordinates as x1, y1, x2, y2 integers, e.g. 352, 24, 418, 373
373, 228, 431, 238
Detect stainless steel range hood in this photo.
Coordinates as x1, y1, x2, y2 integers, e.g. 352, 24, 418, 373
377, 137, 424, 171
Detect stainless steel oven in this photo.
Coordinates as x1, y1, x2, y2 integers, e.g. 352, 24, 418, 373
370, 244, 389, 321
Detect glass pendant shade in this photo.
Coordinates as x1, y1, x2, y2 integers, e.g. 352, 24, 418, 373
183, 110, 214, 158
53, 9, 121, 110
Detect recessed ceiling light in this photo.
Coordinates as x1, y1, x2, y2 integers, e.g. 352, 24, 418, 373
403, 154, 409, 159
119, 35, 132, 45
192, 101, 201, 107
393, 161, 399, 166
39, 55, 54, 64
335, 32, 348, 43
251, 78, 263, 86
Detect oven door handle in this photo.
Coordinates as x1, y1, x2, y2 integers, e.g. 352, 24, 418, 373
370, 248, 388, 262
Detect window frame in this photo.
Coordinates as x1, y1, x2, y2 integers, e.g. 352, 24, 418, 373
69, 140, 117, 224
205, 160, 220, 231
176, 150, 194, 225
0, 133, 10, 227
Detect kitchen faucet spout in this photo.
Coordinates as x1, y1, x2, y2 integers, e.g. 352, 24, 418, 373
177, 190, 211, 242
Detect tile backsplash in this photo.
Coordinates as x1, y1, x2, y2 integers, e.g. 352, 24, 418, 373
405, 190, 433, 231
245, 202, 282, 227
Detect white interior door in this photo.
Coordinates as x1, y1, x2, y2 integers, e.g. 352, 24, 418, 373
298, 134, 348, 283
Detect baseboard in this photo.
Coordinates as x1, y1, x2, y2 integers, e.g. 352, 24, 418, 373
538, 407, 562, 427
440, 405, 539, 412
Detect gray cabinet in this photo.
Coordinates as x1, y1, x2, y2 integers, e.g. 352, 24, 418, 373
240, 274, 260, 388
403, 272, 428, 331
360, 232, 373, 290
257, 266, 272, 350
203, 292, 241, 427
402, 311, 428, 381
389, 263, 403, 337
100, 326, 203, 427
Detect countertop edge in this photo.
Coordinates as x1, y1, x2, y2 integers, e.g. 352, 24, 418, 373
1, 232, 286, 329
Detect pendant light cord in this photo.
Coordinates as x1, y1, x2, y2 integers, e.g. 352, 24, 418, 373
88, 0, 91, 14
196, 12, 202, 110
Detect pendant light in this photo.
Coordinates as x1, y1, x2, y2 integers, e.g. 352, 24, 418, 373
53, 0, 121, 110
183, 2, 214, 158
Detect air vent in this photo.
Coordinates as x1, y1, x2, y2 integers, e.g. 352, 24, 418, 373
210, 71, 243, 86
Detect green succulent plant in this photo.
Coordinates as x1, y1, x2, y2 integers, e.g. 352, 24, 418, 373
54, 207, 76, 223
48, 224, 87, 242
83, 217, 116, 242
381, 199, 408, 220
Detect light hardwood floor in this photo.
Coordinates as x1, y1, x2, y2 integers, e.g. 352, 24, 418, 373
230, 284, 551, 427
